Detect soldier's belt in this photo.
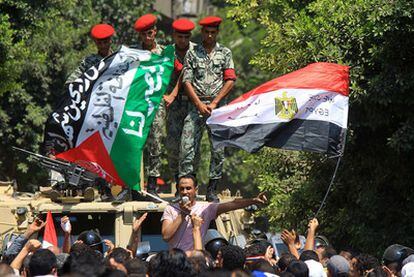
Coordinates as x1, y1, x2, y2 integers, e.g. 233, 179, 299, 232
197, 95, 214, 101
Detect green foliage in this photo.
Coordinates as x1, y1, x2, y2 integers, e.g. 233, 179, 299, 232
0, 0, 154, 188
228, 0, 414, 255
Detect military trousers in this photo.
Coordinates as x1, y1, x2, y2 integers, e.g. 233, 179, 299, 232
179, 104, 224, 180
165, 99, 191, 177
144, 101, 166, 178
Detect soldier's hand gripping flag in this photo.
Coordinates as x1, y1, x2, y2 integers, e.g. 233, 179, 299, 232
43, 46, 174, 190
207, 62, 350, 156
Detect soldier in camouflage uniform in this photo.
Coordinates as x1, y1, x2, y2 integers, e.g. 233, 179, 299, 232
164, 19, 196, 196
133, 14, 165, 199
181, 16, 237, 202
65, 24, 115, 84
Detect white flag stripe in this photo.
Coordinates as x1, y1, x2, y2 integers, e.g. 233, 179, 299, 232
76, 46, 151, 152
207, 89, 348, 128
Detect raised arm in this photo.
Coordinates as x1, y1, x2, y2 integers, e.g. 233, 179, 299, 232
191, 214, 204, 251
304, 218, 319, 251
216, 192, 267, 216
127, 212, 147, 256
61, 216, 72, 254
11, 239, 41, 271
281, 229, 300, 259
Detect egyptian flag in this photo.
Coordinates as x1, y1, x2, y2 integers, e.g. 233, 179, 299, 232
207, 63, 349, 156
42, 211, 58, 248
43, 46, 174, 190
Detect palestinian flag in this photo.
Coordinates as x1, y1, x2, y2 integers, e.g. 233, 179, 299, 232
207, 62, 349, 156
43, 46, 174, 190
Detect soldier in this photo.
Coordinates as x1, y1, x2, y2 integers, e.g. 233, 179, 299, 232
65, 23, 115, 84
133, 14, 165, 199
181, 16, 237, 202
164, 18, 196, 199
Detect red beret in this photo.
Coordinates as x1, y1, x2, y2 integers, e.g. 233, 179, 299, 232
199, 16, 222, 27
90, 24, 115, 39
172, 18, 195, 33
134, 14, 157, 32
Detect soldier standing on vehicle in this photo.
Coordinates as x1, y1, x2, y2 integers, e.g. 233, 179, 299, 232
181, 16, 237, 202
65, 23, 115, 84
134, 14, 165, 199
164, 18, 196, 199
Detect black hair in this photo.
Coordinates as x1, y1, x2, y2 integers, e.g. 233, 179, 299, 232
277, 252, 298, 271
148, 248, 193, 277
300, 250, 319, 262
286, 260, 309, 277
247, 259, 276, 274
70, 248, 105, 277
280, 271, 296, 277
178, 174, 198, 187
107, 247, 131, 265
366, 266, 388, 277
244, 240, 272, 257
321, 246, 337, 259
29, 249, 57, 276
125, 257, 147, 277
100, 268, 128, 277
219, 245, 245, 271
354, 253, 380, 276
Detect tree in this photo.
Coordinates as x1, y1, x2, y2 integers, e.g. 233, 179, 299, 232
227, 0, 414, 255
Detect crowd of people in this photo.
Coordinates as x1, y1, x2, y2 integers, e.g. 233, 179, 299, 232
1, 175, 414, 277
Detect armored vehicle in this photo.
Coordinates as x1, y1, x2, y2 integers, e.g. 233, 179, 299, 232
0, 181, 255, 255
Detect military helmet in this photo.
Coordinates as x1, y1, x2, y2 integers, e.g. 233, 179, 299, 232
383, 244, 414, 266
204, 229, 228, 259
314, 235, 330, 249
77, 230, 103, 253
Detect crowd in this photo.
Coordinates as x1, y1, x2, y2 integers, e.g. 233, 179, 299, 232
1, 176, 414, 277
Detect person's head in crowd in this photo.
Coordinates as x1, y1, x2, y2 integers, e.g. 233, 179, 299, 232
107, 247, 132, 273
245, 239, 275, 262
100, 268, 127, 277
70, 240, 91, 254
217, 245, 245, 271
366, 266, 388, 277
352, 253, 379, 277
187, 250, 214, 274
300, 250, 320, 262
305, 259, 326, 277
199, 268, 232, 277
277, 252, 298, 273
287, 260, 309, 277
327, 255, 350, 277
280, 271, 297, 277
339, 247, 358, 263
70, 248, 105, 276
204, 229, 229, 261
316, 246, 337, 267
231, 269, 251, 277
172, 18, 195, 51
0, 263, 14, 276
148, 248, 193, 277
56, 253, 70, 276
247, 259, 276, 274
382, 244, 414, 276
125, 257, 147, 277
77, 230, 104, 253
21, 254, 32, 276
28, 248, 57, 277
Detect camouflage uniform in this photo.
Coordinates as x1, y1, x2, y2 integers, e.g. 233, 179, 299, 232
132, 43, 166, 178
65, 54, 104, 84
165, 42, 196, 178
181, 43, 235, 180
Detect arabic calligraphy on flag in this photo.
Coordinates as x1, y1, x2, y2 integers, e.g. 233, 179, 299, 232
43, 46, 174, 190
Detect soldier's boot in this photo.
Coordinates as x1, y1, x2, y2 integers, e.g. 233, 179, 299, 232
146, 176, 161, 203
83, 187, 95, 202
100, 185, 114, 202
206, 179, 220, 203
